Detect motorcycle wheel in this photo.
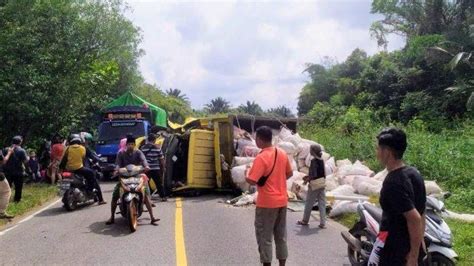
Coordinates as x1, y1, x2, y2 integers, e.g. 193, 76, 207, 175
429, 253, 455, 266
348, 229, 370, 266
63, 190, 77, 211
128, 199, 138, 233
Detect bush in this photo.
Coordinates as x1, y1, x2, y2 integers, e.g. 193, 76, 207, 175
300, 107, 474, 213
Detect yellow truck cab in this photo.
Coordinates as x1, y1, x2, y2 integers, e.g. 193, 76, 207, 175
162, 115, 297, 195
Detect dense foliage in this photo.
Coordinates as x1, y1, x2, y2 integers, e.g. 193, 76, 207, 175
298, 0, 473, 129
0, 0, 143, 145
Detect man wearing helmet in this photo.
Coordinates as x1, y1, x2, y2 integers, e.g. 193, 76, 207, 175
60, 134, 106, 205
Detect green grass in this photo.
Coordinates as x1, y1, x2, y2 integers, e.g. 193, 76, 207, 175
0, 183, 58, 227
332, 214, 474, 265
300, 121, 474, 213
446, 219, 474, 266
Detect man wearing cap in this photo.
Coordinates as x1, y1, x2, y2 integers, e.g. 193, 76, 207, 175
106, 134, 160, 225
3, 136, 29, 203
140, 133, 167, 201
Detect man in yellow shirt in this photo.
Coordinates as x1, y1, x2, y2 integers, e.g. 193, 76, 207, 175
62, 135, 106, 205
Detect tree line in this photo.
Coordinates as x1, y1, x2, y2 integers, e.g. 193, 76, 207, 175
298, 0, 473, 131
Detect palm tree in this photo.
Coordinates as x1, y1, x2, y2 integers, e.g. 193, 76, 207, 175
205, 97, 231, 114
266, 105, 295, 118
166, 88, 189, 103
238, 101, 264, 116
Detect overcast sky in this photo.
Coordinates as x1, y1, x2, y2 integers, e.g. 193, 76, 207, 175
125, 0, 404, 112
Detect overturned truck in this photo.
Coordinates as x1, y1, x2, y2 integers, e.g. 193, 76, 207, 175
162, 115, 298, 195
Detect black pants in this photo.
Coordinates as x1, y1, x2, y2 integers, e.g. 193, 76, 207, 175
148, 169, 165, 198
6, 173, 24, 202
74, 167, 104, 202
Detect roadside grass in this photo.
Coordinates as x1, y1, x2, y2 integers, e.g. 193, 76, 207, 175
0, 183, 58, 227
300, 121, 474, 213
332, 214, 474, 265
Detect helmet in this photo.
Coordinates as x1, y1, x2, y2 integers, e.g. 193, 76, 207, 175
69, 134, 82, 144
81, 132, 93, 142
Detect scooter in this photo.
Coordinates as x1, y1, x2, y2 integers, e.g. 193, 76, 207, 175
58, 172, 98, 211
116, 164, 146, 233
341, 195, 457, 266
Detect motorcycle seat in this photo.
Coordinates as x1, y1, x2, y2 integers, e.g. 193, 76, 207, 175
363, 203, 383, 223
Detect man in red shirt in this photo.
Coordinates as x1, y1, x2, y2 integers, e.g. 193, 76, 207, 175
246, 126, 293, 266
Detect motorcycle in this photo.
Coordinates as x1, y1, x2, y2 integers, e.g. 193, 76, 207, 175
58, 172, 98, 211
341, 194, 457, 266
117, 164, 146, 233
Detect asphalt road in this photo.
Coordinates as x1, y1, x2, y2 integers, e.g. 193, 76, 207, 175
0, 183, 349, 265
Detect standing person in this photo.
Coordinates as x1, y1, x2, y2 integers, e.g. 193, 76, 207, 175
0, 147, 14, 219
297, 144, 327, 228
140, 133, 167, 201
38, 138, 51, 176
28, 151, 41, 182
48, 135, 64, 184
60, 134, 106, 205
246, 126, 293, 266
106, 134, 160, 226
4, 136, 29, 203
368, 128, 426, 266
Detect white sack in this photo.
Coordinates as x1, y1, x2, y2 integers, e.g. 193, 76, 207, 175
357, 182, 382, 196
277, 142, 297, 156
325, 174, 338, 191
299, 167, 309, 175
425, 181, 442, 195
297, 142, 311, 159
231, 165, 247, 184
286, 171, 306, 189
290, 157, 298, 171
330, 185, 355, 196
373, 169, 388, 182
329, 200, 359, 217
235, 193, 257, 206
278, 127, 293, 140
233, 157, 255, 166
336, 159, 352, 168
291, 180, 308, 201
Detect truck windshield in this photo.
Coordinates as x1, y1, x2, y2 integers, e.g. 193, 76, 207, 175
98, 121, 146, 141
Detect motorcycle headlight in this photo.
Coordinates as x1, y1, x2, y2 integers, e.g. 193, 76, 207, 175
100, 157, 108, 162
441, 233, 453, 246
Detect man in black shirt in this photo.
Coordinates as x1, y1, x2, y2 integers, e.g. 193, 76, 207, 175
368, 128, 426, 266
4, 136, 29, 203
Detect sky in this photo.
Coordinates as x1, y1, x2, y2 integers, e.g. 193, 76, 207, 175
124, 0, 405, 113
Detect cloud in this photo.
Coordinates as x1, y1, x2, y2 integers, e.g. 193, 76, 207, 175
125, 0, 404, 113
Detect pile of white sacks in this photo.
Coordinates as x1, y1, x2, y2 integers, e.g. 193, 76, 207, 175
230, 127, 444, 217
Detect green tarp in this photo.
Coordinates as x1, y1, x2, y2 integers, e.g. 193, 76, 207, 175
106, 91, 167, 127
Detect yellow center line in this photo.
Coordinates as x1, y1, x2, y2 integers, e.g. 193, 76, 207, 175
175, 197, 188, 266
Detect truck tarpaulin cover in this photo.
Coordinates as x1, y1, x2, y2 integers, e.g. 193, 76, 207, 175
106, 91, 167, 127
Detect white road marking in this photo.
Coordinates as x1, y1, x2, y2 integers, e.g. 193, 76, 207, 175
0, 198, 61, 236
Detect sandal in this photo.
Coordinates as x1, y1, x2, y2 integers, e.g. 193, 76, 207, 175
297, 220, 309, 226
150, 218, 160, 226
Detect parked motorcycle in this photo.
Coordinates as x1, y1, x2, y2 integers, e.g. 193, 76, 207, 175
116, 164, 146, 233
341, 195, 457, 266
58, 172, 98, 211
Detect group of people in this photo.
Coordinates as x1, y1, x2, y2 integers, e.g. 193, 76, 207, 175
246, 126, 426, 266
0, 131, 167, 224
